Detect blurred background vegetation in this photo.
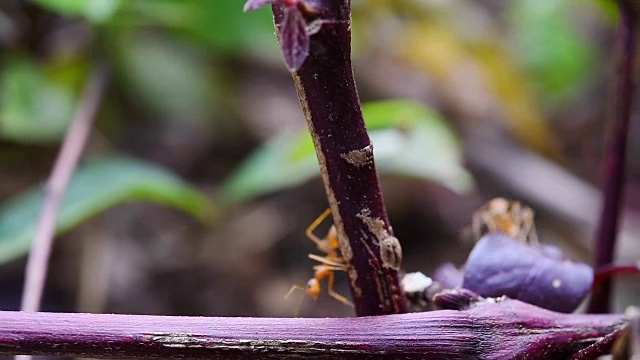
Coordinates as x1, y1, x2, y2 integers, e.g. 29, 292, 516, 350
0, 0, 638, 318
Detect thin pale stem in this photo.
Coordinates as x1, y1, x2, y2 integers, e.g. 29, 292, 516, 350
20, 65, 109, 313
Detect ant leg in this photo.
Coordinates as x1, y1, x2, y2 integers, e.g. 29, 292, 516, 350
284, 284, 307, 317
306, 208, 332, 250
484, 213, 499, 234
520, 208, 537, 244
511, 201, 522, 216
326, 271, 353, 307
527, 222, 539, 245
473, 212, 496, 239
284, 284, 304, 299
308, 253, 345, 267
511, 203, 528, 242
312, 265, 346, 274
471, 212, 482, 240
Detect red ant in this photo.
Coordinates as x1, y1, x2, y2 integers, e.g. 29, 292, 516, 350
285, 208, 353, 315
472, 197, 538, 244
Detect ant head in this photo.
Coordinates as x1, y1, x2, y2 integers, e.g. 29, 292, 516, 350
306, 278, 321, 300
487, 198, 510, 213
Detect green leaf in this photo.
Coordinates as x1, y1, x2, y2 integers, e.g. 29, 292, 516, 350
127, 0, 277, 55
364, 101, 472, 191
116, 34, 218, 122
0, 156, 213, 265
221, 100, 473, 205
0, 57, 78, 143
33, 0, 121, 24
507, 0, 598, 107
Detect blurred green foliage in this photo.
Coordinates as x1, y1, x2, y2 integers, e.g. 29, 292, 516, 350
0, 156, 213, 265
222, 100, 473, 205
0, 57, 82, 143
0, 0, 611, 264
371, 0, 605, 157
115, 34, 218, 122
0, 0, 278, 142
33, 0, 121, 24
508, 0, 598, 107
34, 0, 276, 53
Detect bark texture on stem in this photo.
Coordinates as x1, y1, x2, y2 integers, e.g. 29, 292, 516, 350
272, 0, 405, 316
589, 1, 637, 313
0, 300, 625, 359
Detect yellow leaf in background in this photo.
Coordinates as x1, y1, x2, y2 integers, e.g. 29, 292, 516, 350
472, 42, 561, 159
394, 19, 561, 159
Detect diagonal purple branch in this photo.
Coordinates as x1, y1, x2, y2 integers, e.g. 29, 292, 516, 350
269, 0, 406, 316
0, 299, 626, 359
589, 1, 637, 313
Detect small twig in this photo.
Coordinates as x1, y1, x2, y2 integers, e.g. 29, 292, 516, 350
20, 65, 109, 312
588, 1, 637, 313
592, 262, 640, 289
0, 299, 626, 359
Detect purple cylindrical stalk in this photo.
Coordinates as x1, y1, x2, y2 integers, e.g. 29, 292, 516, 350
0, 300, 625, 359
592, 263, 640, 289
270, 0, 405, 316
589, 1, 637, 313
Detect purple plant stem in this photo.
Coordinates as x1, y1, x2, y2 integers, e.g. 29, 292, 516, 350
592, 262, 640, 289
588, 1, 637, 313
0, 299, 625, 359
271, 0, 405, 316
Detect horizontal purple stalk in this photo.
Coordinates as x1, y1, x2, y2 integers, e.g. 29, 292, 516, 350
0, 299, 624, 359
